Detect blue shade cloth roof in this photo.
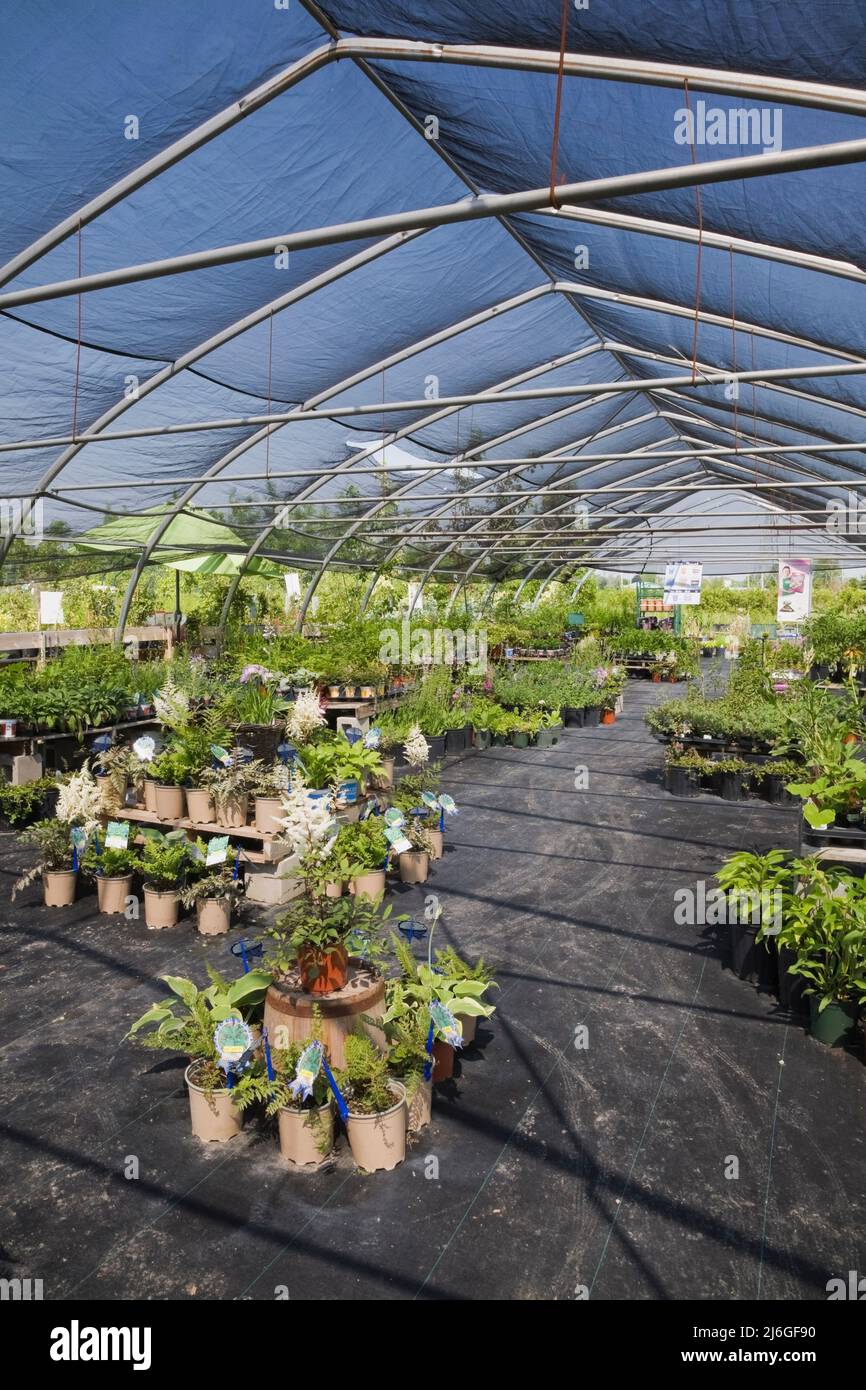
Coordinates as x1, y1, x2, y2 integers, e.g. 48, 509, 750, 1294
2, 0, 866, 592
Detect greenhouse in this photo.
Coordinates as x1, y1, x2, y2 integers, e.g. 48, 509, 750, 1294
1, 0, 865, 1330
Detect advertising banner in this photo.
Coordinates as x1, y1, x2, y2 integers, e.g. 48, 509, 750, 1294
663, 561, 703, 606
776, 558, 812, 623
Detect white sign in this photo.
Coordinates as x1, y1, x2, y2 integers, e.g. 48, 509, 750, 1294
284, 572, 301, 601
39, 590, 64, 625
663, 562, 703, 606
776, 558, 812, 623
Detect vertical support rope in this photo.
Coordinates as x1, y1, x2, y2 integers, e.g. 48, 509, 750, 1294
683, 79, 704, 384
548, 0, 570, 208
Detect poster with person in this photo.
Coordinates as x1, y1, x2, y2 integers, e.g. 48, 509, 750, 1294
776, 558, 812, 622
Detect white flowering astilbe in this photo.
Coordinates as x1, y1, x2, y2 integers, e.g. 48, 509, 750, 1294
55, 768, 103, 832
154, 675, 190, 732
403, 724, 429, 769
285, 689, 326, 744
278, 779, 335, 861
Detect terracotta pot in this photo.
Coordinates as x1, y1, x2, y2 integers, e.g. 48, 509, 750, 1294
196, 897, 232, 936
407, 1077, 433, 1133
143, 885, 180, 929
324, 879, 344, 898
185, 1064, 242, 1143
432, 1038, 454, 1082
254, 795, 284, 835
43, 869, 77, 907
143, 779, 158, 813
97, 873, 133, 915
601, 709, 616, 725
155, 783, 185, 820
651, 672, 662, 683
349, 869, 386, 900
185, 787, 215, 823
399, 850, 429, 884
277, 1102, 334, 1166
216, 792, 249, 828
427, 829, 444, 861
298, 943, 349, 995
457, 1012, 478, 1045
345, 1081, 407, 1172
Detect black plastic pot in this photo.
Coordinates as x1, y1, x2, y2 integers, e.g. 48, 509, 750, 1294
424, 733, 447, 761
729, 921, 778, 988
445, 727, 466, 754
777, 945, 808, 1014
474, 728, 492, 751
664, 766, 698, 798
462, 722, 474, 748
763, 774, 796, 806
583, 706, 601, 728
718, 771, 745, 802
804, 822, 866, 849
563, 706, 584, 728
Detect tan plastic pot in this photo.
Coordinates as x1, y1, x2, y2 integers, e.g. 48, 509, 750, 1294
427, 829, 444, 861
43, 869, 77, 907
349, 869, 386, 900
324, 879, 344, 899
143, 885, 180, 929
185, 1064, 242, 1143
216, 792, 249, 828
407, 1077, 433, 1133
95, 773, 121, 812
155, 784, 185, 820
143, 779, 158, 813
185, 787, 215, 823
277, 1102, 334, 1166
196, 897, 232, 936
345, 1081, 407, 1172
399, 850, 429, 884
372, 757, 395, 790
254, 795, 284, 835
97, 873, 133, 915
457, 1012, 478, 1045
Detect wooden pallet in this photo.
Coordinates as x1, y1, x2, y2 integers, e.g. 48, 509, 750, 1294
103, 805, 292, 865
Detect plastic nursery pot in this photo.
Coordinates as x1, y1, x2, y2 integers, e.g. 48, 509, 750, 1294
185, 1063, 242, 1143
143, 886, 180, 930
96, 874, 133, 915
809, 997, 858, 1047
431, 1039, 455, 1083
718, 771, 744, 803
427, 829, 444, 861
336, 779, 360, 806
185, 787, 215, 823
535, 728, 555, 750
143, 779, 158, 814
278, 1102, 334, 1167
298, 943, 349, 995
445, 727, 466, 754
0, 718, 18, 738
664, 766, 698, 798
474, 728, 492, 750
43, 869, 77, 907
763, 775, 796, 807
254, 795, 284, 835
651, 672, 662, 683
324, 879, 344, 899
155, 784, 185, 820
424, 734, 447, 760
777, 945, 808, 1014
349, 869, 386, 899
510, 731, 530, 748
345, 1081, 407, 1172
398, 849, 429, 884
196, 898, 232, 936
216, 792, 249, 828
372, 757, 395, 790
601, 709, 616, 725
729, 921, 777, 989
457, 1012, 478, 1045
407, 1077, 433, 1133
563, 706, 585, 728
583, 707, 601, 728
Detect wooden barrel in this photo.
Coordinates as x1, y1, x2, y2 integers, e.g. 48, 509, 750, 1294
263, 959, 386, 1069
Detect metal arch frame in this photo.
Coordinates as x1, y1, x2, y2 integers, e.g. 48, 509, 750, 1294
0, 227, 430, 572
217, 340, 617, 631
111, 282, 570, 635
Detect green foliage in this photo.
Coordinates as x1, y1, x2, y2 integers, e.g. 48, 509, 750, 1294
0, 777, 55, 827
139, 829, 196, 890
268, 893, 398, 974
81, 846, 140, 880
333, 817, 389, 874
336, 1033, 395, 1116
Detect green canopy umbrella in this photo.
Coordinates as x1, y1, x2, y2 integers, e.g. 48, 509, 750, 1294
76, 507, 283, 576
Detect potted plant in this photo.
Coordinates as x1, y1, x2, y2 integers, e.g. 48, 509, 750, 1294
373, 1008, 432, 1132
224, 665, 289, 761
716, 850, 790, 986
336, 1033, 407, 1172
388, 935, 495, 1080
433, 945, 498, 1045
397, 818, 435, 885
82, 844, 140, 915
149, 747, 187, 821
126, 965, 272, 1142
233, 1021, 334, 1166
12, 818, 77, 906
338, 817, 389, 900
785, 874, 866, 1045
252, 762, 290, 834
711, 756, 749, 802
201, 754, 265, 828
139, 830, 193, 929
180, 864, 245, 936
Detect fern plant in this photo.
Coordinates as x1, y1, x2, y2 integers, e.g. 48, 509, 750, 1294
336, 1033, 395, 1115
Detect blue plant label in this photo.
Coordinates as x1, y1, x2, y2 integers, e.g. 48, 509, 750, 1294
429, 1001, 463, 1049
384, 824, 407, 845
206, 835, 230, 866
289, 1041, 323, 1103
214, 1017, 254, 1073
104, 821, 130, 850
339, 779, 359, 804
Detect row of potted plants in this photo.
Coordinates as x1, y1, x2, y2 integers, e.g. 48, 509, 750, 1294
664, 748, 802, 803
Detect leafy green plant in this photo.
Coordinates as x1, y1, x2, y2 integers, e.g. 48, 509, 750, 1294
12, 818, 73, 896
179, 865, 245, 910
267, 894, 397, 977
333, 817, 389, 874
336, 1033, 395, 1115
81, 846, 140, 880
139, 829, 196, 891
0, 776, 55, 827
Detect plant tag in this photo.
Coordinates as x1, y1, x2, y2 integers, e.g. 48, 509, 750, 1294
289, 1040, 323, 1102
383, 807, 404, 827
420, 791, 440, 810
206, 835, 230, 866
210, 744, 232, 766
105, 821, 130, 850
133, 734, 156, 762
364, 726, 381, 748
429, 1001, 463, 1048
390, 834, 413, 855
437, 793, 457, 815
214, 1018, 254, 1073
70, 826, 88, 851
